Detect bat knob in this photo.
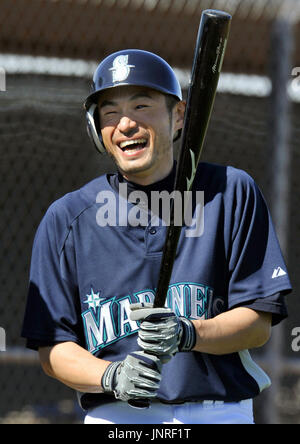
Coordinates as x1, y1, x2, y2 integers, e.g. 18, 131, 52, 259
203, 9, 232, 21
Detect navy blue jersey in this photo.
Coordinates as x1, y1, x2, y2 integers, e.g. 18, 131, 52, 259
22, 162, 291, 408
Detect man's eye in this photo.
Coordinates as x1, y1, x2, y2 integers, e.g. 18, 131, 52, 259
136, 104, 149, 110
105, 110, 117, 115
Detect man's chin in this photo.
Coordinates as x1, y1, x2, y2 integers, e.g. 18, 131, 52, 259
118, 167, 152, 181
116, 158, 154, 178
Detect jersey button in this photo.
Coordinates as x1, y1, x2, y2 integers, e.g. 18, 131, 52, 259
149, 228, 157, 235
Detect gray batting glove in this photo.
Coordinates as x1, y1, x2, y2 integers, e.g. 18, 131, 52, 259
130, 303, 196, 362
101, 351, 162, 402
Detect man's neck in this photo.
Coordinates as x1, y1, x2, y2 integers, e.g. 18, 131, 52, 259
120, 164, 174, 187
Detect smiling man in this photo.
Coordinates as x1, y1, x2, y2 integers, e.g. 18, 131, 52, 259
22, 49, 292, 424
98, 86, 184, 185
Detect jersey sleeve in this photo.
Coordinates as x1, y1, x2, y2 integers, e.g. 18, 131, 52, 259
234, 292, 288, 326
21, 204, 83, 350
227, 171, 292, 310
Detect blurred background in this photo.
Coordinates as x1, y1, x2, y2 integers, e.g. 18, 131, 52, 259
0, 0, 299, 424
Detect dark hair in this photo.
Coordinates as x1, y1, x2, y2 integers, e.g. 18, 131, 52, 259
164, 94, 182, 142
164, 94, 180, 115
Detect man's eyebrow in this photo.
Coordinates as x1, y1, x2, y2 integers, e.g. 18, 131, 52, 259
99, 92, 154, 109
129, 92, 153, 101
99, 100, 116, 109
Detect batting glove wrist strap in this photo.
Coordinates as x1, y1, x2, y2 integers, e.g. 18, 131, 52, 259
101, 361, 121, 393
102, 352, 162, 402
179, 317, 196, 352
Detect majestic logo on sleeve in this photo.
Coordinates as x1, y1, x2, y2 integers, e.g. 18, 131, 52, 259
81, 283, 213, 354
272, 267, 287, 278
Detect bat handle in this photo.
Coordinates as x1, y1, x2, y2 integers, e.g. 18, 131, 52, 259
128, 398, 151, 409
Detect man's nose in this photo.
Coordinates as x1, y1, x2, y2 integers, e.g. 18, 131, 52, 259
117, 116, 138, 134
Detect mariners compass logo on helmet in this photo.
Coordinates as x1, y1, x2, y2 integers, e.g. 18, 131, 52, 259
110, 55, 135, 83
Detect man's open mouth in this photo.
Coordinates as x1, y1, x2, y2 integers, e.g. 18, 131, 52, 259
119, 138, 148, 152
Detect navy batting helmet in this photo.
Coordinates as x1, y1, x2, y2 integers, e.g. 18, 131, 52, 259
84, 49, 182, 153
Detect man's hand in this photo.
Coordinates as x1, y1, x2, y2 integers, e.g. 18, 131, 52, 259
101, 351, 162, 402
130, 303, 196, 362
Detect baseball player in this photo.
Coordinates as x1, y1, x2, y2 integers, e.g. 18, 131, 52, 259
22, 50, 291, 424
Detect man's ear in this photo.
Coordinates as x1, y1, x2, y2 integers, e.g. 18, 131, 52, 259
173, 100, 186, 134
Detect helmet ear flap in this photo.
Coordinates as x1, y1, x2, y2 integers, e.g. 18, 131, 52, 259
86, 104, 106, 154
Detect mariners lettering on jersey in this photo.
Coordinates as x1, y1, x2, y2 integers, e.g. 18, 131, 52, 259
81, 283, 213, 354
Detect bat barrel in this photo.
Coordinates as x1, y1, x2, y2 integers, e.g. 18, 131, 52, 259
174, 9, 232, 199
153, 10, 231, 309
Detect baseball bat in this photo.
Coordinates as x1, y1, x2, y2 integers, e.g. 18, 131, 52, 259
128, 9, 231, 410
153, 9, 232, 308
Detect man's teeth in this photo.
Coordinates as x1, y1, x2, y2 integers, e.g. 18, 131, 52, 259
119, 139, 147, 149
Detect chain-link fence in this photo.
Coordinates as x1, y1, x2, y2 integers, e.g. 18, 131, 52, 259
0, 0, 299, 424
